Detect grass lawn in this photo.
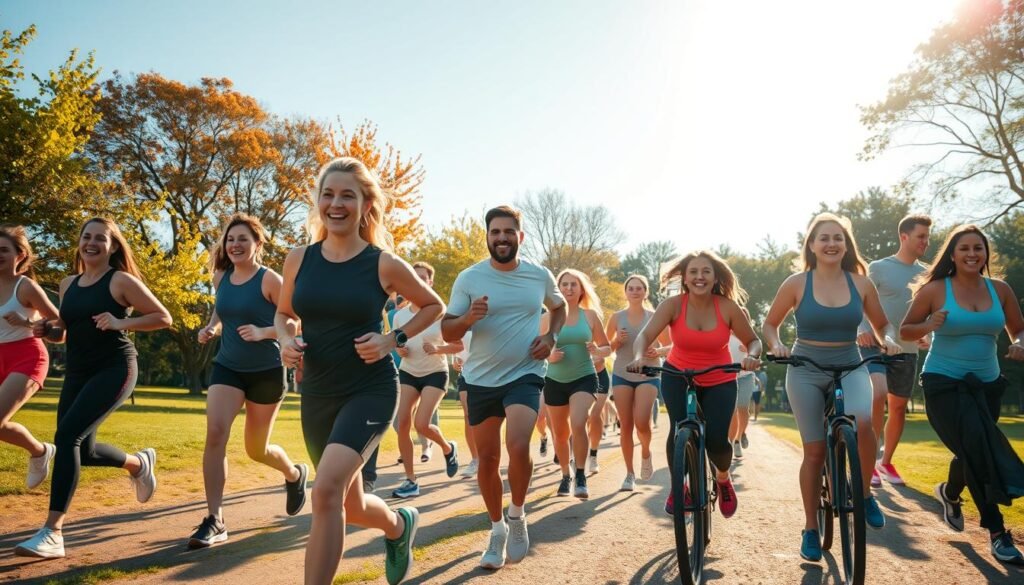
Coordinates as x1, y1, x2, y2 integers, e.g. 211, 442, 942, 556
757, 411, 1024, 530
1, 379, 470, 500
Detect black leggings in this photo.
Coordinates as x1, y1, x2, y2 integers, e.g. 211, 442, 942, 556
922, 373, 1005, 532
50, 358, 137, 513
661, 376, 736, 476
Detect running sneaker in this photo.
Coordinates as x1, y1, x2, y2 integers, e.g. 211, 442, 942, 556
664, 491, 674, 516
130, 448, 157, 503
385, 507, 419, 584
506, 515, 529, 563
870, 469, 882, 488
620, 473, 636, 492
26, 442, 56, 489
14, 527, 64, 559
800, 529, 822, 562
732, 441, 743, 460
461, 459, 479, 478
640, 456, 654, 481
444, 441, 459, 478
588, 455, 600, 474
574, 474, 589, 499
556, 475, 573, 496
991, 530, 1024, 565
479, 525, 508, 570
187, 515, 228, 549
539, 435, 548, 457
718, 479, 738, 518
420, 443, 433, 463
285, 463, 309, 516
876, 462, 906, 486
933, 482, 965, 532
864, 496, 885, 529
392, 479, 420, 499
741, 433, 749, 449
664, 485, 693, 523
363, 479, 376, 494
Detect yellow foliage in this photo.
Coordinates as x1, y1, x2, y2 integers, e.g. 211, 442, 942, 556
407, 214, 489, 301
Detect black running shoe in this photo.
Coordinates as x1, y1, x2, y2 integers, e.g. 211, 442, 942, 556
444, 441, 459, 478
557, 475, 573, 496
539, 436, 549, 457
188, 515, 227, 549
285, 463, 309, 516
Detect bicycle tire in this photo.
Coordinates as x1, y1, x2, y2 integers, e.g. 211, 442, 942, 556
672, 426, 704, 585
819, 470, 834, 550
835, 424, 866, 585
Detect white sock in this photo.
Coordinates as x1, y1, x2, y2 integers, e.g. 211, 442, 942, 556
492, 519, 508, 535
508, 503, 524, 519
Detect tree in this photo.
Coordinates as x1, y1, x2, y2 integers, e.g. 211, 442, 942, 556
861, 0, 1024, 223
988, 210, 1024, 410
407, 214, 490, 301
614, 240, 678, 306
815, 187, 914, 262
0, 24, 103, 287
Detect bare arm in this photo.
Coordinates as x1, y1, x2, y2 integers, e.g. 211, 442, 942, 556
108, 272, 173, 331
900, 281, 944, 342
995, 280, 1024, 361
632, 296, 678, 365
723, 298, 762, 369
275, 247, 305, 366
857, 275, 900, 355
587, 310, 612, 359
763, 274, 801, 358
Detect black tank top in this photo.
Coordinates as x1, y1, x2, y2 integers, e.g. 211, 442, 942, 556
291, 243, 395, 396
60, 269, 136, 371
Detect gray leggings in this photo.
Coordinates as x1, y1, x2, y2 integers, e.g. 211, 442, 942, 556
735, 374, 755, 409
785, 342, 872, 443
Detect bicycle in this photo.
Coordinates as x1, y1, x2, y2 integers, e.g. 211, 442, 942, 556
765, 353, 905, 585
639, 362, 742, 585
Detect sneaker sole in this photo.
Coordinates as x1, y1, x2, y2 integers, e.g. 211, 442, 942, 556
393, 508, 419, 583
392, 491, 420, 499
575, 491, 589, 499
14, 545, 64, 559
188, 531, 229, 549
933, 484, 964, 532
479, 559, 506, 570
136, 448, 157, 504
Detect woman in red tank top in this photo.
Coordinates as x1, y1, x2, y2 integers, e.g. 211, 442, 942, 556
628, 250, 761, 520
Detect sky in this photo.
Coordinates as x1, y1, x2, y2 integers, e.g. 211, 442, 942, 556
6, 0, 967, 255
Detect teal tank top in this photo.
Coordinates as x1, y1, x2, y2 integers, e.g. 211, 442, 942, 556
547, 308, 596, 383
922, 278, 1004, 382
214, 266, 281, 372
795, 270, 863, 343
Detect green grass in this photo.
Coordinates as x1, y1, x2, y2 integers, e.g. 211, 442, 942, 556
758, 411, 1024, 529
42, 566, 164, 585
2, 378, 470, 497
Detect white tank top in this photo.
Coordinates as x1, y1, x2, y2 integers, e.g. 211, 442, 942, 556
394, 305, 449, 377
0, 277, 38, 343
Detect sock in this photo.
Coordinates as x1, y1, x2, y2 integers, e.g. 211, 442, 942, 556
492, 520, 508, 535
589, 449, 597, 457
576, 467, 585, 480
508, 503, 524, 519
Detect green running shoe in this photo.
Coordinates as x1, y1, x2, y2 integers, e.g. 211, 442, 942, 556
385, 507, 419, 584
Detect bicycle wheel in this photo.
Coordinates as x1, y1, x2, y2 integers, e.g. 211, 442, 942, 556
835, 425, 866, 585
818, 468, 834, 550
672, 427, 704, 585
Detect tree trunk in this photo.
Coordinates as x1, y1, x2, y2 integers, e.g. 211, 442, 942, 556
172, 328, 214, 395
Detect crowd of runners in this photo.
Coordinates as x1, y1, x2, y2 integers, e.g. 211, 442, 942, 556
1, 156, 1023, 584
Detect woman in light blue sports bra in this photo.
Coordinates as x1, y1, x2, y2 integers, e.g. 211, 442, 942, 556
902, 224, 1024, 565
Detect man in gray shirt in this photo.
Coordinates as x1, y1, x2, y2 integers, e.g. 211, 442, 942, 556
858, 214, 931, 487
442, 205, 566, 570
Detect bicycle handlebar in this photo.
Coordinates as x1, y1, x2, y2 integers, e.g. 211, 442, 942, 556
640, 363, 743, 378
765, 353, 907, 374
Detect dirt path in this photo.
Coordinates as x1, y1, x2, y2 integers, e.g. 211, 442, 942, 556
1, 421, 1020, 584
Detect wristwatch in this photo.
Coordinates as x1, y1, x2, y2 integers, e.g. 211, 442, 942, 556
392, 328, 408, 348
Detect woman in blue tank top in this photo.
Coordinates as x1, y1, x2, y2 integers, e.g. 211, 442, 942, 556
275, 157, 444, 585
187, 213, 308, 549
902, 225, 1024, 565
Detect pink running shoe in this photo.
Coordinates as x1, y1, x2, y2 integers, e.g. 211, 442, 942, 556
718, 479, 738, 518
870, 469, 882, 488
876, 462, 906, 486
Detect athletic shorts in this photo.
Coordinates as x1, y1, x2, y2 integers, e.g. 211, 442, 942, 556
0, 337, 48, 387
735, 374, 755, 408
300, 383, 399, 467
859, 347, 917, 398
456, 374, 468, 393
611, 373, 662, 392
752, 390, 762, 405
210, 362, 286, 404
464, 374, 544, 426
543, 373, 598, 407
595, 369, 611, 395
399, 370, 449, 393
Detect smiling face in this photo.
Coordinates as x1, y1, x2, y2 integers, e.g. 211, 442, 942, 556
810, 221, 847, 267
0, 235, 24, 276
486, 216, 522, 264
559, 273, 582, 305
624, 277, 648, 305
683, 256, 716, 296
951, 232, 987, 275
318, 171, 369, 237
78, 221, 119, 268
225, 224, 260, 267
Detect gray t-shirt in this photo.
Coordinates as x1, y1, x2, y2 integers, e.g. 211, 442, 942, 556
868, 255, 927, 354
448, 259, 565, 387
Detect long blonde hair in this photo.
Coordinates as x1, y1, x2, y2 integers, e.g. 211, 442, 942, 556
801, 212, 867, 275
74, 218, 143, 280
307, 157, 394, 251
557, 268, 603, 317
622, 274, 654, 311
662, 250, 748, 305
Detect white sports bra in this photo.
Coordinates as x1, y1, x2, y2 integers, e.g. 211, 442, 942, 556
0, 277, 37, 343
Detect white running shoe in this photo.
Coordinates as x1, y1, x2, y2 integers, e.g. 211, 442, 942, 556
14, 527, 65, 559
461, 459, 479, 478
733, 441, 743, 460
130, 448, 157, 503
506, 515, 529, 563
26, 443, 56, 489
479, 525, 507, 569
620, 473, 636, 492
640, 456, 654, 481
588, 455, 600, 474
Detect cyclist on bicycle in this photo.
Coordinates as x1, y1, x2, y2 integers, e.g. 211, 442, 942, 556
628, 250, 760, 520
763, 213, 900, 562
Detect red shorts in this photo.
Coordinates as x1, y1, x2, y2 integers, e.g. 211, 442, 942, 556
0, 337, 49, 387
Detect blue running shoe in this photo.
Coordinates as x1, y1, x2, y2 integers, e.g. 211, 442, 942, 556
800, 529, 822, 561
864, 496, 885, 529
